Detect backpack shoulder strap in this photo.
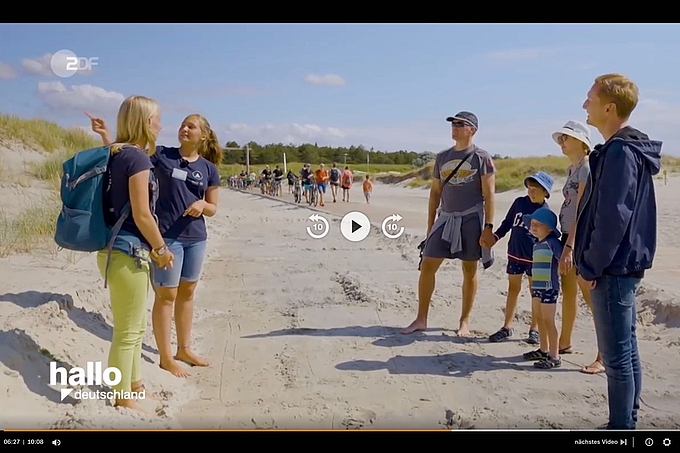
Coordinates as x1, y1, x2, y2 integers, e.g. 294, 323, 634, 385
102, 166, 154, 288
441, 151, 473, 186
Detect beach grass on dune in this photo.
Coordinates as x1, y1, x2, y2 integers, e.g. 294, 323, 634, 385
392, 154, 680, 192
0, 113, 99, 155
0, 197, 60, 257
0, 114, 100, 186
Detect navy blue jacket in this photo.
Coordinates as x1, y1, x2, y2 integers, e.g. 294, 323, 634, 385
494, 195, 548, 263
574, 126, 661, 281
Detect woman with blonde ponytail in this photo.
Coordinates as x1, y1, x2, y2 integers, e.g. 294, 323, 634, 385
94, 95, 173, 411
91, 113, 221, 377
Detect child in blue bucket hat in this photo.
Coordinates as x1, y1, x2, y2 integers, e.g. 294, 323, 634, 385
521, 207, 563, 369
488, 171, 554, 345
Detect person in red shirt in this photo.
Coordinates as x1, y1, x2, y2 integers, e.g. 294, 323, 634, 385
341, 166, 353, 202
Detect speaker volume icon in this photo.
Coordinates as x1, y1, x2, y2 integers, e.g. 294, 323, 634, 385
52, 439, 61, 446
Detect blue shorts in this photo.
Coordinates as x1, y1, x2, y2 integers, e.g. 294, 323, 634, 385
151, 238, 207, 287
531, 288, 559, 304
317, 183, 327, 193
507, 259, 532, 276
303, 182, 313, 191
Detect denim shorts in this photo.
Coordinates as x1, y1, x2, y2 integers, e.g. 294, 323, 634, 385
531, 288, 559, 303
151, 238, 207, 287
317, 183, 327, 193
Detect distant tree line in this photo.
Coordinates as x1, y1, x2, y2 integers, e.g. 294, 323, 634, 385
222, 141, 439, 167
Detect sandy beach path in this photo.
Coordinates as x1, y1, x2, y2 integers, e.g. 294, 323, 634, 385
175, 185, 680, 429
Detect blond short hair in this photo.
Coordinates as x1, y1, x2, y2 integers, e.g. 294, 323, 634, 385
594, 73, 639, 120
110, 95, 159, 155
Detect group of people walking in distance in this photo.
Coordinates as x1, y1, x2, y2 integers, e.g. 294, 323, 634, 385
72, 72, 658, 431
229, 161, 375, 205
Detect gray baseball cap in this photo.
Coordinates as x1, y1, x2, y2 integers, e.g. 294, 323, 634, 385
446, 111, 478, 129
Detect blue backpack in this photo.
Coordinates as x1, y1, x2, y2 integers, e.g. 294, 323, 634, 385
54, 146, 131, 287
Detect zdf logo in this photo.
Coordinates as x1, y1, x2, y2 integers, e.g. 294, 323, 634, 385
50, 49, 98, 78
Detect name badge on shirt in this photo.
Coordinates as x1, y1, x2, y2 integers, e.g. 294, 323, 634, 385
172, 168, 188, 181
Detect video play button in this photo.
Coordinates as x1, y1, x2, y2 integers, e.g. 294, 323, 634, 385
340, 211, 370, 242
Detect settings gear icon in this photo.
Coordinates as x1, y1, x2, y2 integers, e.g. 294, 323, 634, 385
663, 438, 671, 447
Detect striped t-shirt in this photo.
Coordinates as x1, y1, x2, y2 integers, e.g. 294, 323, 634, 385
531, 235, 563, 291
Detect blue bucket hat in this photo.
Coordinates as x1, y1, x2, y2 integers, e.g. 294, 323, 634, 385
524, 171, 554, 198
523, 207, 560, 237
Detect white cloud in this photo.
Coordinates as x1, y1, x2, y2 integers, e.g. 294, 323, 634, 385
22, 54, 54, 77
303, 73, 346, 86
36, 81, 124, 114
482, 47, 552, 62
21, 53, 95, 77
0, 62, 18, 79
224, 123, 345, 146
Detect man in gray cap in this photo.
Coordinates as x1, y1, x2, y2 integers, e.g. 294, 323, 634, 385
402, 111, 496, 336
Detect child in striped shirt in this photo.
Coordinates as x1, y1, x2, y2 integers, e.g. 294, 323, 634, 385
521, 207, 563, 369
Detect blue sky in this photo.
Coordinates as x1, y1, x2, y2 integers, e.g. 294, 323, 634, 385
1, 23, 680, 156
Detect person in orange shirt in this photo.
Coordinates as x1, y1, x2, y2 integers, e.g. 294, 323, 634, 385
314, 163, 329, 207
362, 174, 373, 204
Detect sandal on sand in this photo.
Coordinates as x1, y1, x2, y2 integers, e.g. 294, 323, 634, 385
580, 361, 605, 375
559, 346, 573, 354
523, 349, 548, 361
489, 327, 513, 343
534, 357, 562, 369
526, 330, 539, 345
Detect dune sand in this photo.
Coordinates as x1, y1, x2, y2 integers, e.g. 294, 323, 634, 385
1, 147, 679, 429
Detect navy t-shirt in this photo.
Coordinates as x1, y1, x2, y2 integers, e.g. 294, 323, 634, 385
151, 146, 221, 242
493, 195, 549, 262
104, 146, 156, 246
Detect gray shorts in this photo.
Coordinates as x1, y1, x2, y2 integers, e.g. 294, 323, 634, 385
422, 213, 482, 262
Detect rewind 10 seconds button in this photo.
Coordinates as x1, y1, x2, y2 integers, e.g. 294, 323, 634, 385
306, 214, 329, 239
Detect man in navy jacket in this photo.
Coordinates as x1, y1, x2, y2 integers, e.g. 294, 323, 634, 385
575, 73, 662, 430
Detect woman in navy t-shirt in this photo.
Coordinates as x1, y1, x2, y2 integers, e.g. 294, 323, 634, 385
92, 113, 221, 378
91, 96, 173, 412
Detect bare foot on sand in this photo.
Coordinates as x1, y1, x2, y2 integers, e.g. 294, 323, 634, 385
580, 360, 605, 374
400, 319, 426, 334
457, 321, 470, 337
160, 359, 191, 377
114, 399, 152, 415
132, 384, 161, 402
175, 348, 209, 367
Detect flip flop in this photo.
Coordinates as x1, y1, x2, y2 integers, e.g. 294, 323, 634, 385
559, 346, 573, 354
